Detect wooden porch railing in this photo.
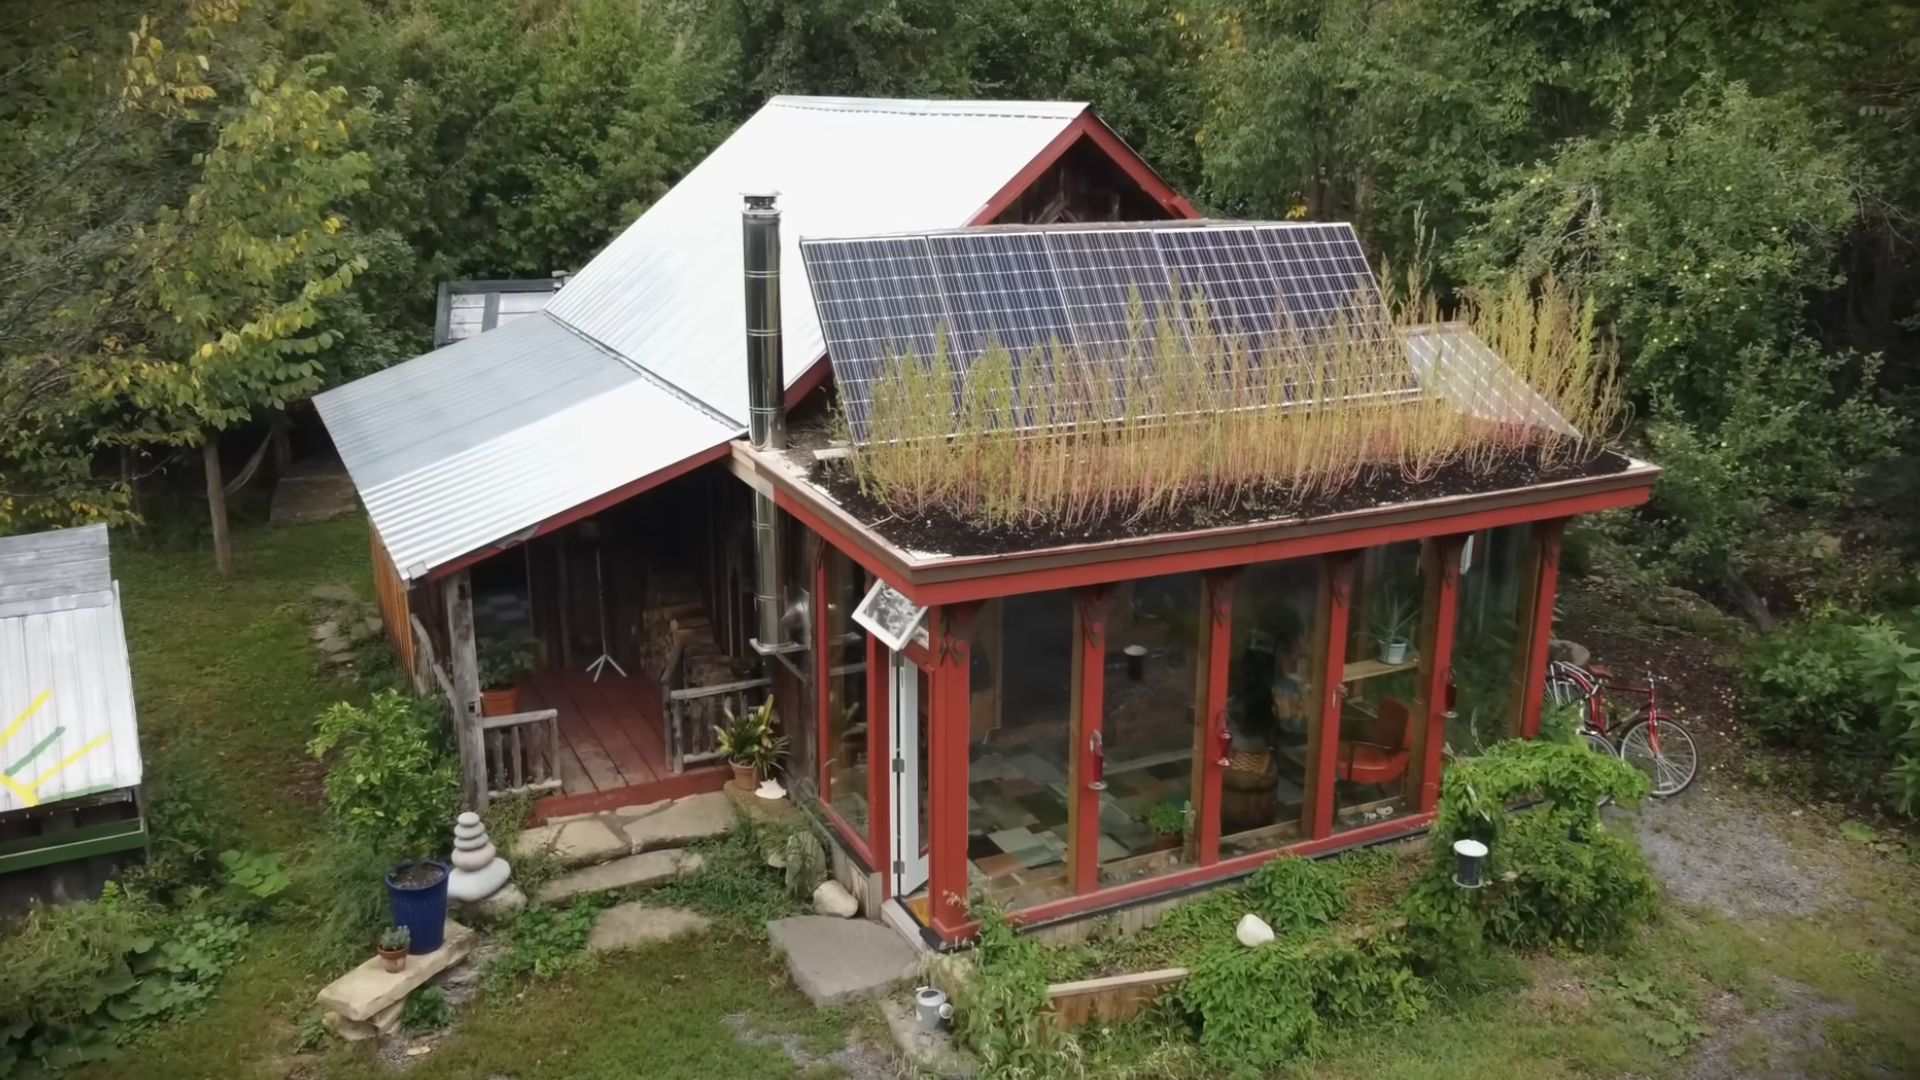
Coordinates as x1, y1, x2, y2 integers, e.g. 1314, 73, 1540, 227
665, 677, 771, 773
479, 709, 562, 798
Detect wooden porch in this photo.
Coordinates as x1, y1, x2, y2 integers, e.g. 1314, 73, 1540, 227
521, 668, 730, 821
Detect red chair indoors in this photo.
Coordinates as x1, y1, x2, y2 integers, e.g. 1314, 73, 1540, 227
1337, 696, 1413, 786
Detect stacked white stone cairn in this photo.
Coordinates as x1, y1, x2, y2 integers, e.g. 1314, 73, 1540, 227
449, 811, 525, 920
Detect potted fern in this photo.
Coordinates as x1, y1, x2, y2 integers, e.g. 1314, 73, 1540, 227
716, 695, 786, 786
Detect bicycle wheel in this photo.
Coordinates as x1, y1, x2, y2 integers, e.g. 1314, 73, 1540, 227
1581, 730, 1619, 758
1618, 715, 1698, 797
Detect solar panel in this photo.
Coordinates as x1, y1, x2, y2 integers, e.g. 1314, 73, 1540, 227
804, 236, 948, 438
1256, 224, 1383, 335
801, 222, 1398, 442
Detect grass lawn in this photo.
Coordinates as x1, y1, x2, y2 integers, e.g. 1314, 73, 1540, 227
52, 517, 1920, 1080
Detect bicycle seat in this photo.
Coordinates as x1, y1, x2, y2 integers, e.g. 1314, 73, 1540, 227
1587, 664, 1613, 679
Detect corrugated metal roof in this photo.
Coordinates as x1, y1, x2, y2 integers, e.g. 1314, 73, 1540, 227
548, 95, 1087, 422
0, 525, 142, 813
317, 95, 1086, 579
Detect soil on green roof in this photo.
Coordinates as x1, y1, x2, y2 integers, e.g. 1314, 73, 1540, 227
813, 448, 1635, 558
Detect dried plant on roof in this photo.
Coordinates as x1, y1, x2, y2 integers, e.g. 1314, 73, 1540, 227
834, 273, 1622, 530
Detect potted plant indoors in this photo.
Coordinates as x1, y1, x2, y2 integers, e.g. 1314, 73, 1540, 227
1369, 589, 1416, 665
377, 926, 411, 973
385, 859, 451, 955
715, 695, 785, 786
478, 638, 535, 716
1145, 800, 1188, 852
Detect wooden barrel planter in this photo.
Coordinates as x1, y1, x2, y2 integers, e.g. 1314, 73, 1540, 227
1220, 748, 1278, 833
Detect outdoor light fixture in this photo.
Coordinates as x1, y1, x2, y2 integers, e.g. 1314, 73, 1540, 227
1453, 838, 1489, 889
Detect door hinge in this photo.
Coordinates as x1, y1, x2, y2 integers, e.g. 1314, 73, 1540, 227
892, 755, 905, 775
893, 860, 905, 878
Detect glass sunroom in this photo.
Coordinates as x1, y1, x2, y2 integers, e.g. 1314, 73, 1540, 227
737, 219, 1660, 944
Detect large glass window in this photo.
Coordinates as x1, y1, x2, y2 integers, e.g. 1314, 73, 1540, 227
1098, 574, 1203, 885
1335, 541, 1426, 832
1222, 558, 1322, 857
963, 591, 1075, 908
781, 518, 818, 801
1447, 525, 1528, 758
823, 548, 871, 834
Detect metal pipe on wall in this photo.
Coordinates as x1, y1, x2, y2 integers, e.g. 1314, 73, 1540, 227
745, 192, 786, 654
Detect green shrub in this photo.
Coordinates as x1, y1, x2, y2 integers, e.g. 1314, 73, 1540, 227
1412, 737, 1656, 951
782, 829, 827, 902
483, 900, 603, 990
0, 890, 253, 1073
309, 689, 461, 859
951, 900, 1063, 1077
1178, 930, 1426, 1076
1739, 610, 1920, 816
402, 985, 451, 1034
1240, 855, 1347, 936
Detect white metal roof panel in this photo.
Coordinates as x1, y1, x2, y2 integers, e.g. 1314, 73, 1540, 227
358, 375, 736, 578
548, 95, 1086, 423
0, 525, 142, 812
317, 96, 1085, 578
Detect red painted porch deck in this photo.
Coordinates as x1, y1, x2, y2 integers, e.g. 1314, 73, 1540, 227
523, 668, 727, 821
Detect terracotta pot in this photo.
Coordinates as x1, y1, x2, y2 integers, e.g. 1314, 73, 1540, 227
378, 948, 407, 973
729, 759, 757, 787
481, 686, 518, 717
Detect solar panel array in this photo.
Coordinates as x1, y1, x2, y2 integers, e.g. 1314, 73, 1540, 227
801, 222, 1389, 442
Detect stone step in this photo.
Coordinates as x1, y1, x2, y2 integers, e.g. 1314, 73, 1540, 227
619, 791, 736, 851
767, 916, 922, 1007
316, 921, 477, 1022
587, 903, 712, 953
539, 848, 704, 903
516, 817, 628, 869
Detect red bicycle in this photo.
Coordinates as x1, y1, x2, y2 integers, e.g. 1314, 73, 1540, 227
1547, 660, 1700, 797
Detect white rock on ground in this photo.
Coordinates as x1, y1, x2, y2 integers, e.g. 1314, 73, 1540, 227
315, 921, 477, 1022
1235, 913, 1275, 948
619, 792, 735, 851
586, 903, 712, 953
516, 817, 627, 869
537, 849, 704, 904
812, 879, 859, 918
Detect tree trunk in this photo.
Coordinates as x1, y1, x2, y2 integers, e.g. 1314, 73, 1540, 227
203, 436, 233, 579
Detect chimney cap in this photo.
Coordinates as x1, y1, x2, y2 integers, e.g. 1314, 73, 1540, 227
742, 190, 781, 210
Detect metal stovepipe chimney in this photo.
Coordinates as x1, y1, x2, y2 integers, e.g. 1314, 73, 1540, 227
744, 193, 786, 654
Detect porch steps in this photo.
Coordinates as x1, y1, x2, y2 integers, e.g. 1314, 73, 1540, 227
519, 791, 736, 903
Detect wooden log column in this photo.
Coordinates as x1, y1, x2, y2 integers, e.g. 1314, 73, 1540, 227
1510, 519, 1567, 740
1409, 536, 1465, 814
442, 569, 487, 810
1301, 553, 1357, 840
927, 603, 978, 939
1068, 587, 1109, 895
1192, 570, 1236, 866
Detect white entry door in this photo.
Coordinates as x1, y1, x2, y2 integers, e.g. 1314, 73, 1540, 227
888, 650, 928, 893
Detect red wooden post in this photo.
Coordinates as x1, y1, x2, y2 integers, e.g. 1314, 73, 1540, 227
927, 603, 978, 939
1070, 588, 1109, 894
1194, 570, 1235, 866
1411, 537, 1465, 813
1513, 519, 1566, 740
866, 631, 891, 897
1303, 553, 1357, 840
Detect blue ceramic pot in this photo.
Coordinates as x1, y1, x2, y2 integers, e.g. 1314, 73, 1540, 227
385, 859, 450, 954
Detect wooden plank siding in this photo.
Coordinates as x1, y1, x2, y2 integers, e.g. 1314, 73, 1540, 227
369, 524, 416, 677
